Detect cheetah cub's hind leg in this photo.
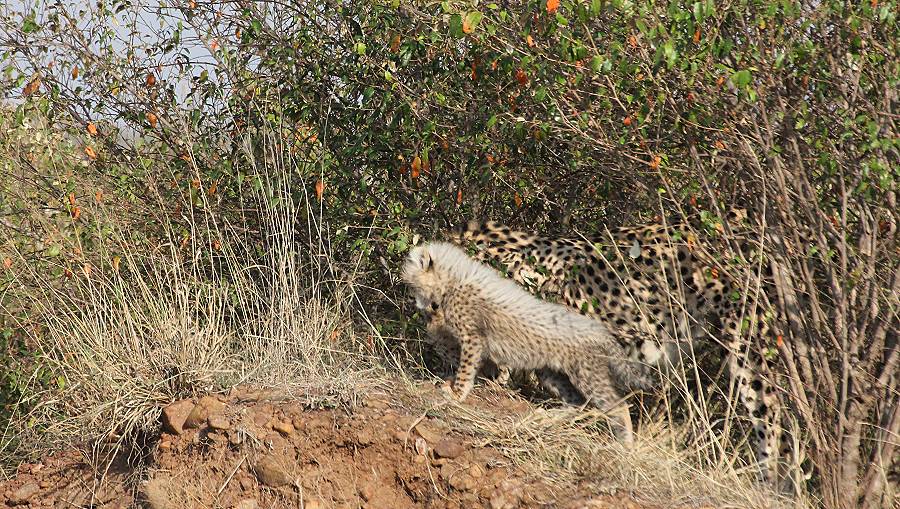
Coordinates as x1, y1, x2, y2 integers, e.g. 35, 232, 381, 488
567, 355, 635, 445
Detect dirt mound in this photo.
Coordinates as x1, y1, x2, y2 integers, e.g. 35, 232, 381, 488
1, 384, 661, 508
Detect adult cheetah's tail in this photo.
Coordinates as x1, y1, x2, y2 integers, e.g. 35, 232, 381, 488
448, 220, 542, 248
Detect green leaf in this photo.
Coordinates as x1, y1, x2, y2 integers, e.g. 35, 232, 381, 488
354, 42, 367, 55
464, 11, 484, 33
486, 114, 498, 129
731, 69, 752, 87
449, 13, 464, 38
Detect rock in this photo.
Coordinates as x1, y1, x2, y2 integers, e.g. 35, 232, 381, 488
467, 464, 484, 479
303, 499, 323, 509
272, 420, 295, 436
489, 492, 511, 509
143, 478, 174, 509
355, 429, 374, 446
234, 499, 259, 509
239, 476, 255, 491
253, 454, 293, 488
184, 395, 226, 429
208, 415, 231, 430
8, 482, 39, 505
161, 399, 195, 435
414, 423, 443, 444
448, 473, 477, 491
433, 439, 465, 459
414, 437, 428, 456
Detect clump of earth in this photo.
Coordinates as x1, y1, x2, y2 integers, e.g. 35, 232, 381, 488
1, 384, 662, 508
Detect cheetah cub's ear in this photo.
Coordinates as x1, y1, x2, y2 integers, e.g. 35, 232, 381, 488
416, 247, 434, 272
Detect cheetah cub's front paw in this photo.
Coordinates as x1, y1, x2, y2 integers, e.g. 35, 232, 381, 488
439, 380, 471, 402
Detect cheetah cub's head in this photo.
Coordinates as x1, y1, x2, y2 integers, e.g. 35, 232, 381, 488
402, 243, 451, 312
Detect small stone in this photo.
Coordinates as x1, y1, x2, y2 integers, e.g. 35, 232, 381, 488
413, 454, 426, 464
143, 478, 173, 509
234, 499, 258, 509
392, 430, 408, 442
448, 473, 476, 491
39, 480, 51, 489
414, 437, 428, 456
208, 416, 231, 430
9, 482, 39, 505
468, 464, 484, 479
292, 417, 304, 430
185, 395, 226, 429
253, 454, 293, 488
433, 439, 465, 459
356, 429, 374, 446
239, 476, 255, 491
359, 483, 375, 501
158, 440, 172, 451
272, 420, 295, 436
229, 432, 243, 446
489, 492, 510, 509
304, 500, 323, 509
161, 399, 195, 435
414, 423, 442, 444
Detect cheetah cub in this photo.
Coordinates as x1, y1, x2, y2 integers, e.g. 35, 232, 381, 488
402, 241, 644, 442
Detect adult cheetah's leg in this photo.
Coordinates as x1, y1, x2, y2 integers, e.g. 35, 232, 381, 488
722, 314, 787, 489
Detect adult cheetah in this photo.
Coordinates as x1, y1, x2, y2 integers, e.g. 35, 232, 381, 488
448, 212, 801, 492
402, 241, 658, 442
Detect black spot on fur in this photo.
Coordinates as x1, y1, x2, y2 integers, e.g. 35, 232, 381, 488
751, 380, 763, 391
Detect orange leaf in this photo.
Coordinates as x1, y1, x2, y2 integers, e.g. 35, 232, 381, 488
95, 190, 104, 202
146, 73, 156, 87
189, 0, 197, 8
112, 256, 121, 272
390, 34, 401, 53
71, 207, 81, 220
209, 39, 219, 52
515, 68, 528, 86
212, 239, 221, 250
146, 112, 158, 128
68, 193, 76, 207
456, 189, 463, 205
714, 140, 725, 150
710, 267, 719, 279
191, 178, 201, 190
71, 66, 79, 79
84, 146, 97, 159
514, 192, 522, 208
207, 181, 217, 195
623, 116, 632, 126
693, 29, 701, 44
411, 156, 422, 179
64, 268, 74, 279
87, 122, 98, 136
628, 35, 638, 48
526, 34, 535, 48
23, 76, 41, 96
716, 75, 725, 87
2, 257, 11, 269
315, 179, 325, 200
649, 155, 662, 170
776, 335, 784, 347
546, 0, 560, 14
